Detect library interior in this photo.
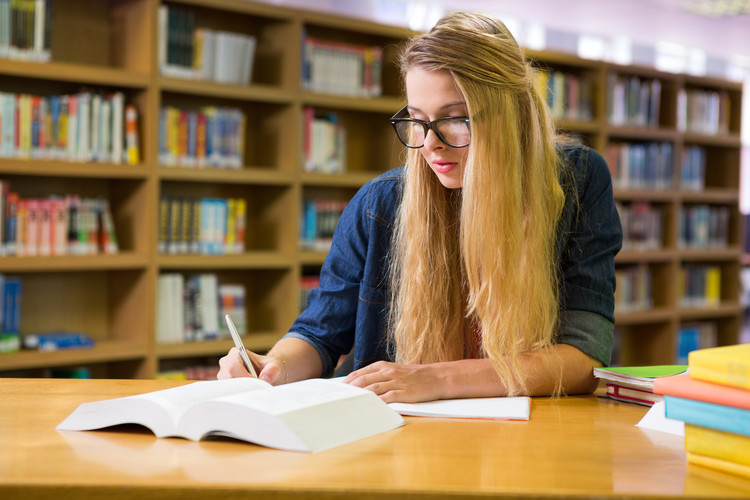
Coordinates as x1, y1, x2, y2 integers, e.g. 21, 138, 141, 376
1, 0, 750, 498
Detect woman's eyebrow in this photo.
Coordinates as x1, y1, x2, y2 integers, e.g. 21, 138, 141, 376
406, 102, 468, 114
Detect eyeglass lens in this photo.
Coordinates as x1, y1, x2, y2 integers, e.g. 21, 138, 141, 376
394, 118, 470, 148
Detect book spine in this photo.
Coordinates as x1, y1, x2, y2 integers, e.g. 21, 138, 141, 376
664, 395, 750, 436
685, 424, 750, 467
686, 452, 750, 480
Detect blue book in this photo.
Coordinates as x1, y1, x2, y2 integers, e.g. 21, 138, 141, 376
664, 395, 750, 437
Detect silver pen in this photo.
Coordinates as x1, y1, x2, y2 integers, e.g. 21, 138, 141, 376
225, 314, 258, 378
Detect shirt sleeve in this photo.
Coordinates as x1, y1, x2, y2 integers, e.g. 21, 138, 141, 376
557, 146, 623, 365
283, 182, 374, 376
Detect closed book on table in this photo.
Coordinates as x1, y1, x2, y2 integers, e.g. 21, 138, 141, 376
653, 373, 750, 410
664, 396, 750, 436
685, 424, 750, 467
689, 343, 750, 390
687, 452, 750, 480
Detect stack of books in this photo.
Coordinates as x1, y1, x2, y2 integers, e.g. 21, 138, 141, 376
654, 344, 750, 479
593, 365, 687, 406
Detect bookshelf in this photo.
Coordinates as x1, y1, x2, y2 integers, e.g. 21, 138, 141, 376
0, 0, 743, 378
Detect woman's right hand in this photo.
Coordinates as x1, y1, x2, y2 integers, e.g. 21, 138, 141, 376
217, 348, 286, 385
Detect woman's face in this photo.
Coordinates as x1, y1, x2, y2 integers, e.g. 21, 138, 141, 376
405, 67, 470, 189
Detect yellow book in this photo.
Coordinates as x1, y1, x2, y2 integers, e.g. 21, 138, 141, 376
704, 266, 721, 306
689, 343, 750, 390
685, 424, 750, 467
687, 452, 750, 480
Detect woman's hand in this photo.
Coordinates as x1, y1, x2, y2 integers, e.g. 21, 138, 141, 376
217, 348, 286, 385
343, 361, 446, 403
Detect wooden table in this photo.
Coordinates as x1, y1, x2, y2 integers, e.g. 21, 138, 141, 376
1, 378, 749, 499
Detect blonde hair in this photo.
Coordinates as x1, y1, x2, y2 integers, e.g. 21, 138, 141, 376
389, 11, 567, 395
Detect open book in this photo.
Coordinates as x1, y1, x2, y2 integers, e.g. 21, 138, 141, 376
57, 378, 404, 453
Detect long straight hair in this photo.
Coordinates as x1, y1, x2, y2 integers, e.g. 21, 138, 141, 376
389, 12, 567, 395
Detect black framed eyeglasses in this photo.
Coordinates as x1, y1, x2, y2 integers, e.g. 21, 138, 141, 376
389, 106, 471, 149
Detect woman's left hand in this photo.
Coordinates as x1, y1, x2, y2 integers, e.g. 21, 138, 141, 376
343, 361, 445, 403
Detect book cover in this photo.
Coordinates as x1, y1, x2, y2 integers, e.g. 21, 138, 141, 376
56, 377, 404, 453
593, 365, 687, 390
687, 452, 750, 480
689, 343, 750, 390
653, 373, 750, 410
664, 395, 750, 436
685, 424, 750, 467
605, 383, 663, 406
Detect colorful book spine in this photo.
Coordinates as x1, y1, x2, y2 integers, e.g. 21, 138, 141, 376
0, 182, 118, 256
159, 106, 245, 169
302, 35, 383, 97
0, 90, 138, 164
158, 196, 245, 255
686, 452, 750, 480
663, 395, 750, 436
685, 424, 750, 467
653, 373, 750, 410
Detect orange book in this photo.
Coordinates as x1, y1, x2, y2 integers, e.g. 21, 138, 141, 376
653, 373, 750, 410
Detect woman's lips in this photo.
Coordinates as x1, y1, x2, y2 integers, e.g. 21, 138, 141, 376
433, 160, 456, 173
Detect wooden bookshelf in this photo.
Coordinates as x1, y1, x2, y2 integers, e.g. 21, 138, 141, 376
0, 0, 743, 378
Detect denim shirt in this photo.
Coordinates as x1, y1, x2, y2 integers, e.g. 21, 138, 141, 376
286, 144, 623, 376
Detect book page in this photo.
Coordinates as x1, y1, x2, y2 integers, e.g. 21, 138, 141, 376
132, 378, 271, 416
211, 379, 370, 416
57, 378, 271, 437
389, 396, 531, 420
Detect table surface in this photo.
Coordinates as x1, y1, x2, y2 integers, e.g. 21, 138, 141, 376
2, 377, 750, 500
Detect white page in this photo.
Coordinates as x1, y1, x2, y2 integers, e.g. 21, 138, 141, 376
389, 396, 530, 420
636, 401, 684, 436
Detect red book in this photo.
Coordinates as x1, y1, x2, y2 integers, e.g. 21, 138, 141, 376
653, 373, 750, 410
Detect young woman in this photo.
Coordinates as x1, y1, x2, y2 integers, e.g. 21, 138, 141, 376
218, 11, 622, 403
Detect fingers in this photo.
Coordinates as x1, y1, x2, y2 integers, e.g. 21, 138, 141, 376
217, 348, 254, 379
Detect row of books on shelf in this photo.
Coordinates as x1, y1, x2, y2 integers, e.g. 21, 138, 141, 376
536, 69, 595, 121
157, 5, 257, 85
655, 343, 750, 479
301, 33, 383, 97
681, 146, 707, 192
677, 88, 732, 136
607, 74, 661, 128
302, 107, 347, 174
158, 197, 245, 256
157, 273, 246, 344
159, 106, 245, 169
0, 0, 51, 62
0, 91, 140, 164
300, 199, 347, 251
676, 322, 717, 364
0, 182, 118, 257
679, 264, 721, 308
616, 201, 663, 251
614, 264, 652, 313
0, 273, 20, 353
607, 142, 673, 190
678, 204, 730, 250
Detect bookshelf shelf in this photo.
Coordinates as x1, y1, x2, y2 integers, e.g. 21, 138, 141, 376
301, 93, 404, 113
680, 188, 739, 203
159, 77, 294, 104
0, 160, 150, 179
0, 0, 742, 377
614, 307, 676, 325
0, 254, 149, 273
157, 167, 294, 185
0, 340, 149, 372
157, 253, 295, 270
0, 59, 150, 88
